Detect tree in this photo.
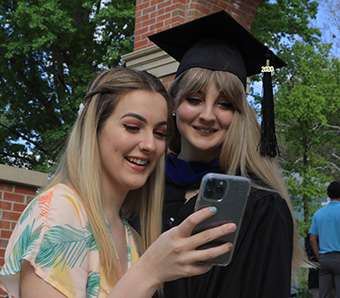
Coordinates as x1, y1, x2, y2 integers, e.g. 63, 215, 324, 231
252, 2, 340, 293
275, 41, 340, 233
249, 0, 321, 114
251, 0, 320, 50
272, 40, 340, 295
0, 0, 135, 171
252, 0, 340, 235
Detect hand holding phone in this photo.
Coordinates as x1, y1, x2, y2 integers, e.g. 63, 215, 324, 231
192, 173, 251, 266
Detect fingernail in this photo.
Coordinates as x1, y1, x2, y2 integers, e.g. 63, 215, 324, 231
210, 207, 217, 213
229, 223, 237, 232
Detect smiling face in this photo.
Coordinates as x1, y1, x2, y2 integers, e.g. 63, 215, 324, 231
176, 82, 234, 162
98, 90, 168, 198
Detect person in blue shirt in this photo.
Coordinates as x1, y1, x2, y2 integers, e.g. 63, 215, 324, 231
310, 181, 340, 298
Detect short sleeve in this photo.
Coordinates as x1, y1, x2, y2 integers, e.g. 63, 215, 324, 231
309, 213, 319, 236
0, 183, 94, 298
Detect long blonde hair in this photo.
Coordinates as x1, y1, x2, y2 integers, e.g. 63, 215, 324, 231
168, 67, 305, 274
44, 67, 172, 287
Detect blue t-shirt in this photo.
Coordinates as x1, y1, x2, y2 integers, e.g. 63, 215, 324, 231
309, 200, 340, 254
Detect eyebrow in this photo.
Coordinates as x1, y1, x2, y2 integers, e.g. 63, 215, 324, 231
121, 113, 167, 126
190, 90, 226, 99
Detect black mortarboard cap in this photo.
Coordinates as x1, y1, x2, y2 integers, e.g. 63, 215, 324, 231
148, 10, 287, 157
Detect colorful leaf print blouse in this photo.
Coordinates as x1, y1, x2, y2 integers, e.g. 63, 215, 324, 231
0, 183, 140, 298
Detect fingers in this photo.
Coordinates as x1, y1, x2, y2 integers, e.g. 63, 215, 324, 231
173, 207, 237, 264
177, 207, 237, 237
176, 207, 219, 236
190, 222, 236, 250
177, 222, 236, 266
179, 262, 214, 278
189, 241, 234, 265
140, 207, 237, 284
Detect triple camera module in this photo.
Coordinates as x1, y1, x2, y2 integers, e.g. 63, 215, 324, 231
203, 178, 228, 200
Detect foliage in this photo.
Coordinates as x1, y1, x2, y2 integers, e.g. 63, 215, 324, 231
275, 41, 340, 234
252, 0, 321, 49
252, 0, 340, 233
291, 268, 311, 297
0, 0, 135, 171
253, 2, 340, 291
250, 0, 321, 113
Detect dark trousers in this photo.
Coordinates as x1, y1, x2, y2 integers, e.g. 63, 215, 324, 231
319, 253, 340, 298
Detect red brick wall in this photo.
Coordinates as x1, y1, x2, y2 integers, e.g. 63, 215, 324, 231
134, 0, 263, 51
0, 182, 38, 297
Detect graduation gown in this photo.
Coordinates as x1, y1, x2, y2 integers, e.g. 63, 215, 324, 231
163, 173, 294, 298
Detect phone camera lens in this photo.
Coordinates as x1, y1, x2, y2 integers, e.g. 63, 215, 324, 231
205, 188, 214, 198
216, 185, 224, 194
207, 179, 216, 188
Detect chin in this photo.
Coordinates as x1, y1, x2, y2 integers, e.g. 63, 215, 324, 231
192, 143, 218, 152
127, 178, 149, 191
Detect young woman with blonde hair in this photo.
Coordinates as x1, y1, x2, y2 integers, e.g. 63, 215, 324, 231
149, 10, 305, 298
0, 67, 236, 298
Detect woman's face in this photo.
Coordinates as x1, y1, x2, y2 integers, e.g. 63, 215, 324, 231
98, 90, 168, 198
176, 82, 234, 162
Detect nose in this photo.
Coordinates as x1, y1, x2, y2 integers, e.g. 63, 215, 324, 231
199, 103, 216, 122
140, 131, 156, 152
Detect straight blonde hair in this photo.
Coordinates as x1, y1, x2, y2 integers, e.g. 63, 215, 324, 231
168, 67, 305, 275
44, 68, 172, 287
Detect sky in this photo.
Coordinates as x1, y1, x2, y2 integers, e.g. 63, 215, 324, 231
314, 0, 340, 57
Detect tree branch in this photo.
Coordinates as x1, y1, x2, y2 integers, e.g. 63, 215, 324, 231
0, 122, 48, 154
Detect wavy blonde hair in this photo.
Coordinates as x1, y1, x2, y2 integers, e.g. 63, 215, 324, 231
44, 67, 172, 287
168, 67, 305, 275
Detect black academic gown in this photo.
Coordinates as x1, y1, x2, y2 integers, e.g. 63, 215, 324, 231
163, 173, 294, 298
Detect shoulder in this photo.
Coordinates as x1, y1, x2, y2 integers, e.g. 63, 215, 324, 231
18, 183, 88, 231
1, 184, 97, 298
248, 187, 286, 206
46, 183, 87, 223
245, 187, 292, 221
313, 201, 339, 217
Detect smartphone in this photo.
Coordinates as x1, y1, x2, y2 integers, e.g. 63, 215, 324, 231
192, 173, 251, 266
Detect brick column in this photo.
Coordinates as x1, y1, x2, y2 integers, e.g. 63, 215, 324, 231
0, 165, 48, 298
123, 0, 263, 88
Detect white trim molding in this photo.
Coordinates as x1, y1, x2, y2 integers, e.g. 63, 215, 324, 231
122, 45, 178, 78
0, 164, 49, 188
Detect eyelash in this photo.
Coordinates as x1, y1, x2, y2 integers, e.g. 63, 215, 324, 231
123, 124, 139, 132
155, 131, 167, 138
186, 97, 233, 109
123, 124, 167, 138
219, 102, 233, 109
186, 97, 202, 104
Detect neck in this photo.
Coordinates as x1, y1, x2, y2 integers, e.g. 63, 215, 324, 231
178, 148, 220, 163
101, 180, 128, 221
178, 138, 221, 162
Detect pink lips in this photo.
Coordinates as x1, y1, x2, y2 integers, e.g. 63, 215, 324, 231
125, 156, 150, 172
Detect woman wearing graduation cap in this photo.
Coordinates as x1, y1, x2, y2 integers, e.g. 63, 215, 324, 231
149, 10, 305, 298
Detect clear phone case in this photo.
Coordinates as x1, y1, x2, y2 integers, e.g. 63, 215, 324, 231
193, 173, 251, 266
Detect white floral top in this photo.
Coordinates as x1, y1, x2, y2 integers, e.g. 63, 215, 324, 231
0, 183, 140, 298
